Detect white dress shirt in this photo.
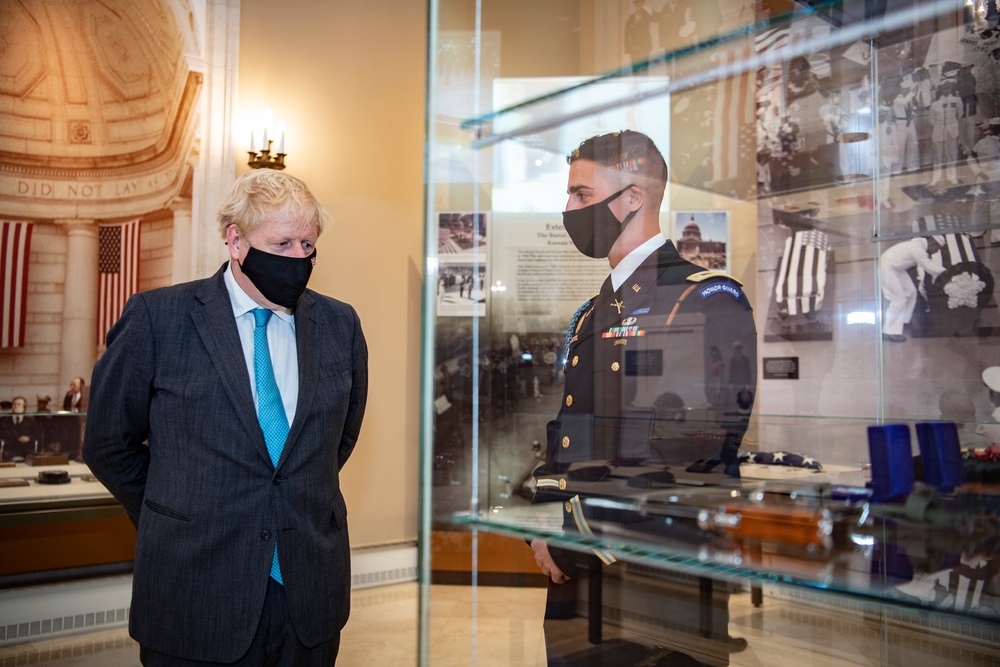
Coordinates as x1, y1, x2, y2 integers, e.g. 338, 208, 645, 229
610, 234, 667, 291
224, 264, 298, 426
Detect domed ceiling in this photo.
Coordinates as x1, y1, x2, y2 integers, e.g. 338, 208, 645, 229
0, 0, 202, 219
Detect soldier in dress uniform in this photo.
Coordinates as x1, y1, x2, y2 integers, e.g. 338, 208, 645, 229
529, 131, 757, 665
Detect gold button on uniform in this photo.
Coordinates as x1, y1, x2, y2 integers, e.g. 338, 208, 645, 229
561, 436, 570, 449
564, 502, 572, 513
558, 479, 567, 490
611, 361, 620, 372
565, 395, 573, 407
572, 356, 579, 367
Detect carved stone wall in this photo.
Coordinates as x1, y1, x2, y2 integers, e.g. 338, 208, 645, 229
0, 0, 214, 404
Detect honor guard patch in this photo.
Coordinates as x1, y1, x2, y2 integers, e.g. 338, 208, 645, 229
698, 281, 744, 301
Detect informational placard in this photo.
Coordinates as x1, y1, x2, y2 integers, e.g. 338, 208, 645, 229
490, 212, 609, 333
763, 356, 799, 380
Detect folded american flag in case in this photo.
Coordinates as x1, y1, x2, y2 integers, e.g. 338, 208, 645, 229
741, 450, 823, 469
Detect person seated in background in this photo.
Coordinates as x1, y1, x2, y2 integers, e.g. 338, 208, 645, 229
0, 396, 38, 461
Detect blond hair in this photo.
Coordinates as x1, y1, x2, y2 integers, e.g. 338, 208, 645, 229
217, 170, 329, 239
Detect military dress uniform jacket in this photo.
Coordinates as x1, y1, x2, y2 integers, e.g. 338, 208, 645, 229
534, 241, 757, 574
83, 264, 368, 663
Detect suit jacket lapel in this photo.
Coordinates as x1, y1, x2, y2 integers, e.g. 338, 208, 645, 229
278, 291, 321, 468
192, 267, 272, 466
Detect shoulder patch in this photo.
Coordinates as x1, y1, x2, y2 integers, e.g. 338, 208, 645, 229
698, 281, 744, 301
687, 270, 743, 287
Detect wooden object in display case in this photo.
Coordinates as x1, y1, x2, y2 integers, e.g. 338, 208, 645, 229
0, 502, 135, 578
431, 530, 548, 587
27, 454, 71, 466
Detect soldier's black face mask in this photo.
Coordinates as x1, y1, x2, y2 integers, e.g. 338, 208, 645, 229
562, 185, 638, 258
239, 245, 316, 308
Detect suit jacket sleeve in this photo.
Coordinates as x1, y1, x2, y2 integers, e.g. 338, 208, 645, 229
83, 293, 154, 525
337, 305, 368, 470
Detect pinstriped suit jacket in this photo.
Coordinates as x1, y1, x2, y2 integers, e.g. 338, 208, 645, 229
83, 264, 368, 662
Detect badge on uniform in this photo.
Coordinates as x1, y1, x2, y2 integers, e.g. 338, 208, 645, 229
602, 326, 646, 338
698, 282, 743, 301
630, 307, 650, 315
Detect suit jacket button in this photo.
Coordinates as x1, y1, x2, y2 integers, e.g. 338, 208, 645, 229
611, 361, 620, 372
565, 394, 573, 407
571, 356, 579, 367
561, 436, 570, 449
261, 530, 272, 541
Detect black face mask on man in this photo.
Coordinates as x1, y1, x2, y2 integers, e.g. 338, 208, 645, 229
562, 185, 638, 258
239, 245, 316, 308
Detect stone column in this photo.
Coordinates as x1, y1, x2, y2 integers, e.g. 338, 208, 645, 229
169, 197, 193, 285
192, 0, 240, 280
55, 220, 99, 384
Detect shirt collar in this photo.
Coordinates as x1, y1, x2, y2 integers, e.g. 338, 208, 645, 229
610, 234, 666, 291
223, 263, 294, 324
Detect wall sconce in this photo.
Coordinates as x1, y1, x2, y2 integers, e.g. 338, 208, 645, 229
248, 109, 287, 170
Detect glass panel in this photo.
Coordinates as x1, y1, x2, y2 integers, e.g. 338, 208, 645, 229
0, 411, 86, 463
422, 1, 1000, 665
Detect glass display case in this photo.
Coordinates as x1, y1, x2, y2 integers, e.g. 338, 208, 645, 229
421, 1, 1000, 665
0, 411, 135, 583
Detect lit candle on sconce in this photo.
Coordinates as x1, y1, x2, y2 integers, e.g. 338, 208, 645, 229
247, 108, 287, 170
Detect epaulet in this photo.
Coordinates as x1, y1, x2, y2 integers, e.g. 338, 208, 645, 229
686, 270, 743, 286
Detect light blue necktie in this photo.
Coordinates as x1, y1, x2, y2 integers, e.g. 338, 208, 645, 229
253, 308, 289, 583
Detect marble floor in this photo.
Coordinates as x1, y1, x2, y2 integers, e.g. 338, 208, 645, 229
2, 580, 996, 666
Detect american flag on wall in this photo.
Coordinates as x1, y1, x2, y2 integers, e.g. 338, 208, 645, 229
1, 221, 33, 348
712, 43, 756, 186
98, 220, 140, 346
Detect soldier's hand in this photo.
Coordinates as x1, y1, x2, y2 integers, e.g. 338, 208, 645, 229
530, 539, 569, 584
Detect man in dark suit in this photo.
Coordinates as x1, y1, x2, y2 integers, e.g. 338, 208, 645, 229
59, 378, 88, 460
530, 131, 756, 664
62, 376, 88, 412
84, 170, 368, 666
1, 396, 38, 460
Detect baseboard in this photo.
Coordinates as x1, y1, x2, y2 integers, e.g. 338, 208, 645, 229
0, 574, 132, 647
350, 543, 418, 590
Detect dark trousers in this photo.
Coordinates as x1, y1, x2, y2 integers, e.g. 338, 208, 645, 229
140, 577, 340, 666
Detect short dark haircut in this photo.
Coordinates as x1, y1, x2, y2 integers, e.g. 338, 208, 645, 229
567, 130, 668, 185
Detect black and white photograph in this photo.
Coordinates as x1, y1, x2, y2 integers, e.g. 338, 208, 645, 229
435, 263, 487, 318
754, 7, 1000, 438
